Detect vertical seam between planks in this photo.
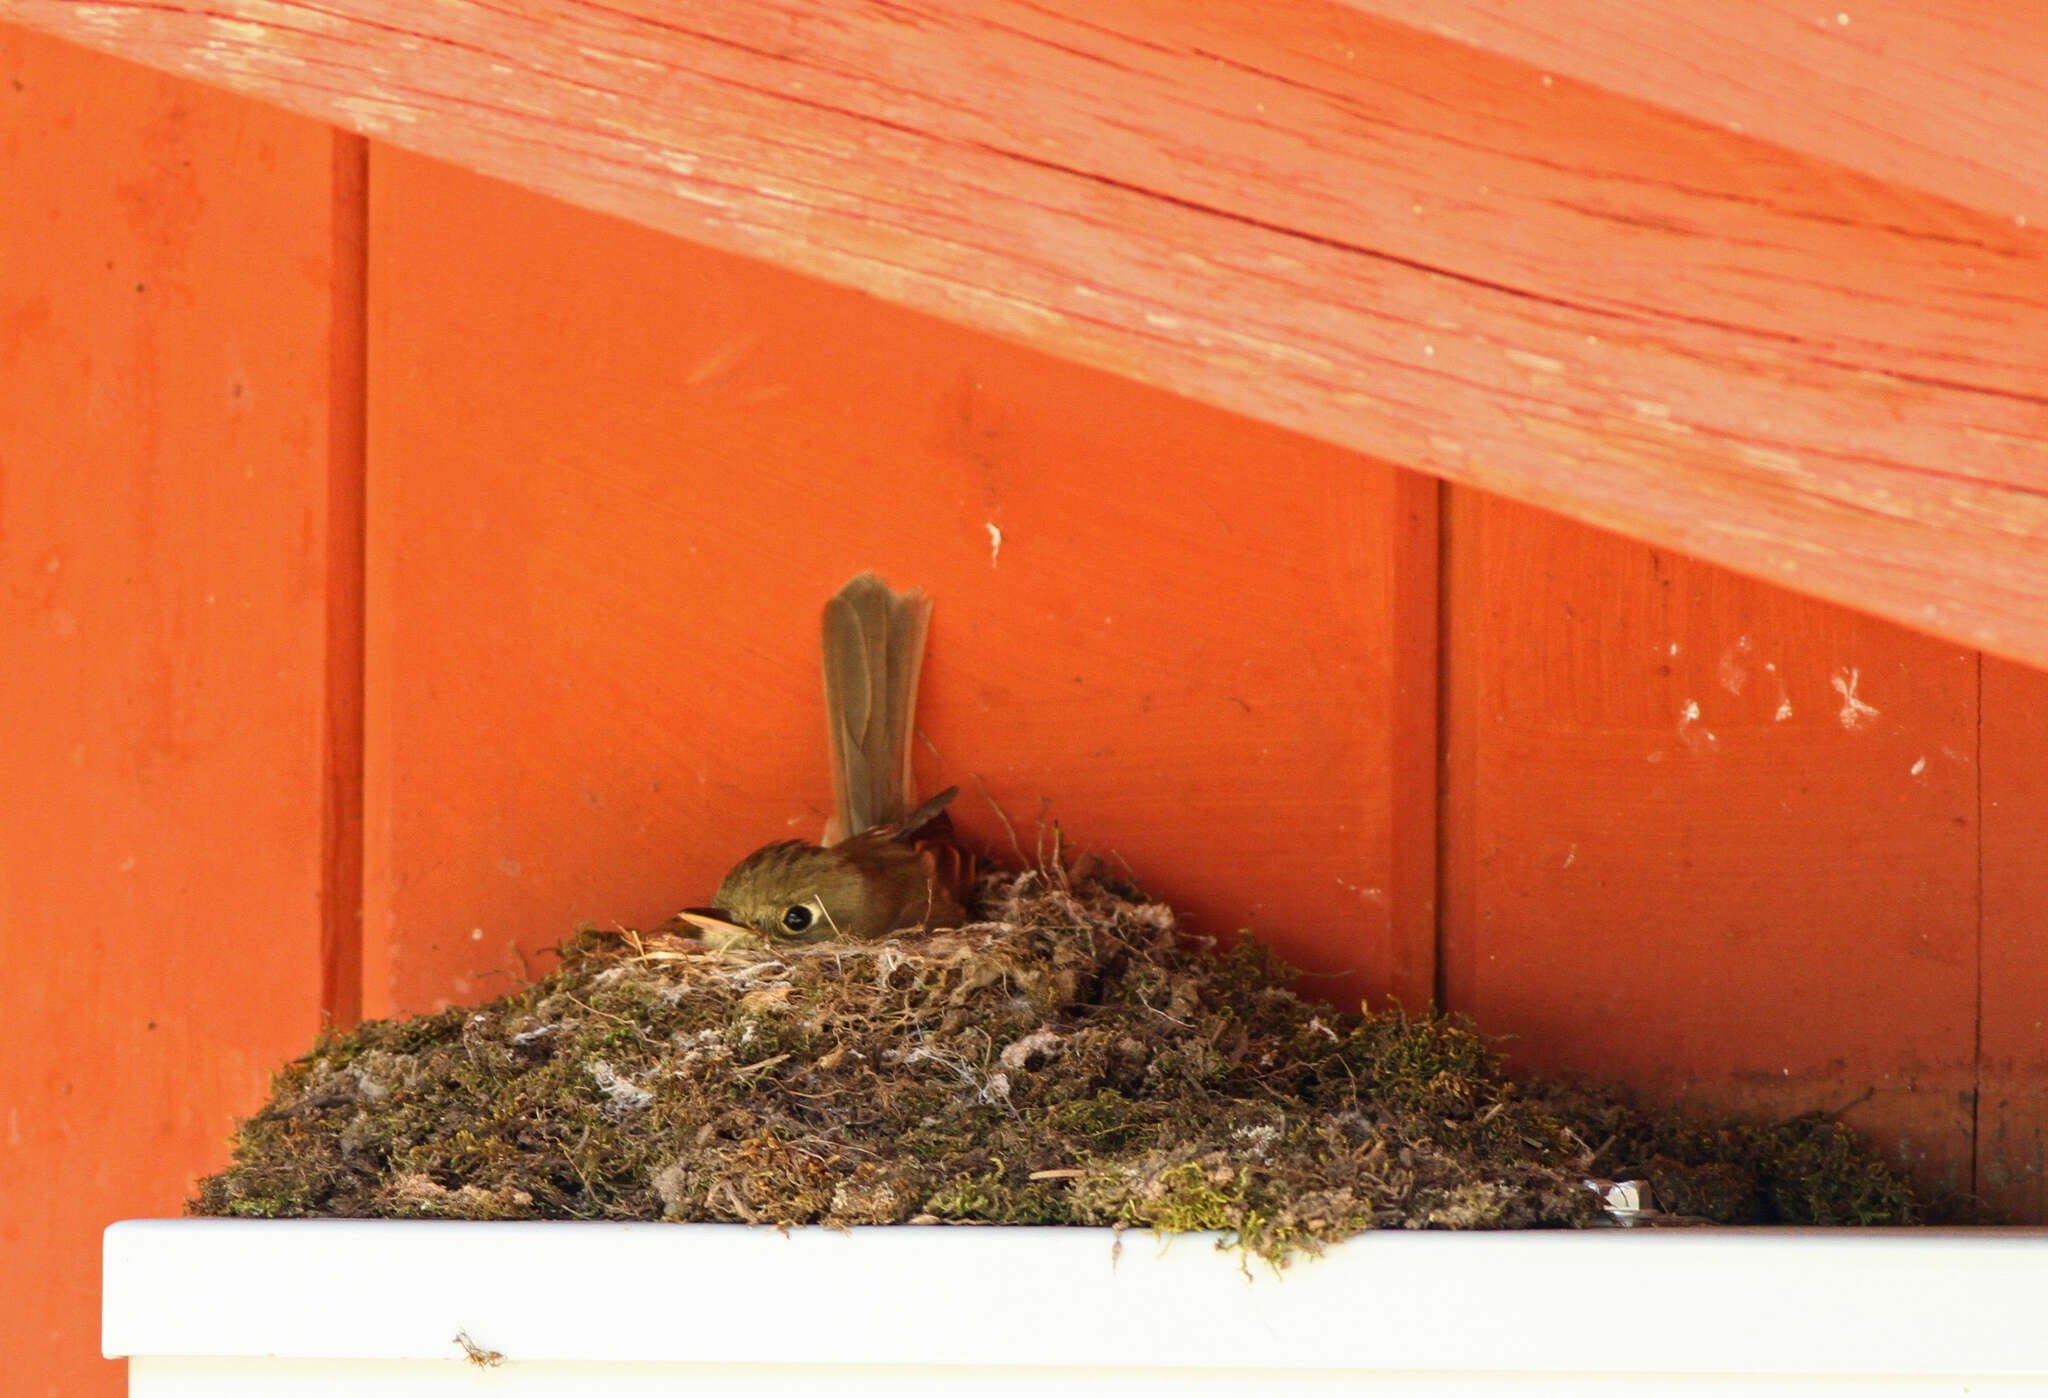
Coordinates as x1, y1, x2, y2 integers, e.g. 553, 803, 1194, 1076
321, 131, 370, 1030
1971, 647, 1985, 1200
1392, 467, 1444, 1013
1431, 477, 1453, 1013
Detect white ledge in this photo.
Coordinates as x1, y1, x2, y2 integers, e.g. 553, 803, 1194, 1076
105, 1220, 2048, 1393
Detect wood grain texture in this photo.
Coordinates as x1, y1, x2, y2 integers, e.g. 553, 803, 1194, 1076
0, 28, 351, 1395
1979, 657, 2048, 1220
1341, 0, 2048, 229
362, 148, 1439, 1019
7, 0, 2048, 667
1441, 490, 1982, 1198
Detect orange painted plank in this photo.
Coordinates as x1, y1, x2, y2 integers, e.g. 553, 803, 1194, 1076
1980, 657, 2048, 1222
1342, 0, 2048, 229
362, 148, 1437, 1018
1441, 490, 1981, 1197
9, 0, 2048, 668
0, 27, 355, 1394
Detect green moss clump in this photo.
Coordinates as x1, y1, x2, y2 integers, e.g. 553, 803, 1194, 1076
192, 866, 1934, 1259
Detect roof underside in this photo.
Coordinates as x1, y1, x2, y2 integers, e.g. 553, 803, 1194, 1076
8, 0, 2046, 665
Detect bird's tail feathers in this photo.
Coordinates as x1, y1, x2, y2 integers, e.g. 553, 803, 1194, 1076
821, 573, 932, 843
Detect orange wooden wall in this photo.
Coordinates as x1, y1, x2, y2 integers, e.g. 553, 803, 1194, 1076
6, 29, 2048, 1398
361, 147, 1437, 1020
0, 28, 356, 1396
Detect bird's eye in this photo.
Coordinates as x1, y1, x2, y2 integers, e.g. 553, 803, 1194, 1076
781, 904, 814, 932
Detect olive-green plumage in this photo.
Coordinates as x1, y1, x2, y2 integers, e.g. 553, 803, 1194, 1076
710, 795, 964, 942
691, 574, 968, 945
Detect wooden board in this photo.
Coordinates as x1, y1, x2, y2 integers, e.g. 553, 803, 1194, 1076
361, 148, 1440, 1019
1441, 490, 1982, 1197
1980, 657, 2048, 1220
8, 0, 2048, 669
1341, 0, 2048, 228
0, 28, 353, 1398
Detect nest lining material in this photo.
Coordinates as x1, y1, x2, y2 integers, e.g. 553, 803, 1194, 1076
193, 864, 1923, 1257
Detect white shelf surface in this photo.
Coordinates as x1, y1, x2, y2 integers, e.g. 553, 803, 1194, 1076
104, 1220, 2048, 1395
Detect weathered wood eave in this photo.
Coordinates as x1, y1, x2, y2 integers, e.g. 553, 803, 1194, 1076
7, 0, 2046, 667
1339, 0, 2048, 231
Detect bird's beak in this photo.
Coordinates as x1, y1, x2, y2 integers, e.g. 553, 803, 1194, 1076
676, 906, 751, 937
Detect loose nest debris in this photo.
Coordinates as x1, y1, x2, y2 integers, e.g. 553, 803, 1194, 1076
193, 866, 1928, 1259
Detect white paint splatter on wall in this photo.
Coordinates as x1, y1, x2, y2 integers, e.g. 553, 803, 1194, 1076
1831, 667, 1880, 730
1678, 699, 1718, 752
1760, 659, 1793, 721
1718, 636, 1751, 695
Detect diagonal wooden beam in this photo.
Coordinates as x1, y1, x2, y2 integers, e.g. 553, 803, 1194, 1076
1340, 0, 2048, 232
6, 0, 2046, 665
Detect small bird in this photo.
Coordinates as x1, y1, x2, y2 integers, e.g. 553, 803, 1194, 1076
680, 574, 971, 945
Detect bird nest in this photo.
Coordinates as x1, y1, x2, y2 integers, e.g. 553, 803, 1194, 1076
192, 862, 1926, 1259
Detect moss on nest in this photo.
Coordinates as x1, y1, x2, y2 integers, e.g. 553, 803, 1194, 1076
192, 864, 1926, 1257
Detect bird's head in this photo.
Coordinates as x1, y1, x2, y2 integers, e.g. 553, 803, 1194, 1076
685, 839, 900, 943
